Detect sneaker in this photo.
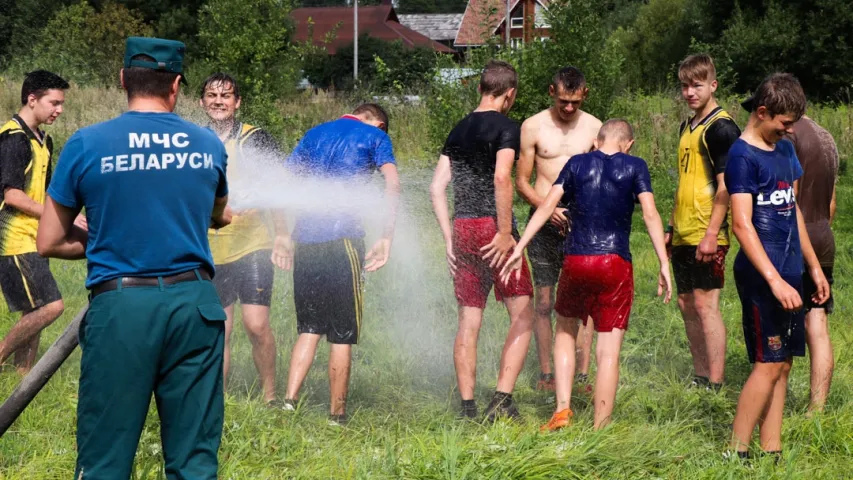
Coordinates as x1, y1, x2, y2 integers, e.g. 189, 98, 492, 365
483, 392, 521, 423
459, 403, 478, 420
536, 373, 556, 391
690, 375, 710, 389
540, 408, 573, 432
328, 413, 348, 426
266, 398, 297, 411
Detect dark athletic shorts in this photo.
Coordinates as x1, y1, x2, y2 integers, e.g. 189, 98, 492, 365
293, 238, 364, 344
803, 266, 834, 314
213, 249, 274, 308
526, 207, 566, 287
672, 245, 728, 294
453, 217, 533, 309
735, 270, 805, 364
555, 254, 633, 332
0, 252, 62, 313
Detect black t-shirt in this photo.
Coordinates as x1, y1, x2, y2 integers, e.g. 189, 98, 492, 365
441, 111, 520, 219
704, 117, 741, 174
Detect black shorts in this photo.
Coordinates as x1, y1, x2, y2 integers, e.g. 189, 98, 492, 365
526, 207, 566, 287
803, 266, 834, 314
213, 249, 274, 307
293, 238, 364, 344
672, 245, 728, 294
736, 270, 805, 363
0, 252, 62, 313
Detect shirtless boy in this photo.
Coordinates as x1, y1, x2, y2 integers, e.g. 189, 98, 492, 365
516, 67, 601, 390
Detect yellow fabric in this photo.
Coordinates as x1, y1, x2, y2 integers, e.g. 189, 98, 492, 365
673, 109, 732, 247
343, 239, 364, 341
208, 123, 274, 265
0, 119, 51, 255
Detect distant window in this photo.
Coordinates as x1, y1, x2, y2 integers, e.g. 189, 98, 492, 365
535, 3, 550, 28
510, 17, 524, 29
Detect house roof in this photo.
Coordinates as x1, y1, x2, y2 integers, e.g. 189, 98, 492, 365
492, 0, 549, 32
397, 13, 464, 42
455, 0, 549, 46
291, 4, 456, 54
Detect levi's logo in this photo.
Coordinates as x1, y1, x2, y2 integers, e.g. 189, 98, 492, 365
757, 181, 794, 207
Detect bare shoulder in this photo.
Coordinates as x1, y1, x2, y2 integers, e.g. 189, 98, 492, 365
580, 111, 603, 131
521, 109, 550, 131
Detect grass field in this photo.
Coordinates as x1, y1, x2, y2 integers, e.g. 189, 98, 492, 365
0, 85, 851, 478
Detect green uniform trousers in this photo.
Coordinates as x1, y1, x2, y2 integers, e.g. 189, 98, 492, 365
74, 273, 226, 479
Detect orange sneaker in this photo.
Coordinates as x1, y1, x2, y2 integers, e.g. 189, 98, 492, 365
541, 408, 573, 432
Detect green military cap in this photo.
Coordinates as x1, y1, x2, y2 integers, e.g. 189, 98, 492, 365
124, 36, 188, 85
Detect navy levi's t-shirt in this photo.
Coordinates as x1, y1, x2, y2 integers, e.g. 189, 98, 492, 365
555, 150, 653, 262
725, 138, 804, 279
48, 111, 228, 288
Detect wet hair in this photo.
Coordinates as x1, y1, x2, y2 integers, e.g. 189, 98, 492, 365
352, 103, 389, 132
597, 118, 634, 144
751, 73, 807, 120
678, 54, 716, 84
551, 66, 586, 93
479, 60, 517, 97
200, 72, 241, 99
21, 70, 69, 105
122, 54, 181, 100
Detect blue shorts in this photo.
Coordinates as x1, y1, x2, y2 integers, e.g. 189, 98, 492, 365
734, 270, 805, 364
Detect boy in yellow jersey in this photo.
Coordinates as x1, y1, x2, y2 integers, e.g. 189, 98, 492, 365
200, 73, 285, 406
0, 71, 79, 373
665, 55, 741, 390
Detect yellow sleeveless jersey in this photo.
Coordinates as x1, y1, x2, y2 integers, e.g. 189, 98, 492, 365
208, 123, 274, 265
0, 118, 52, 255
673, 107, 736, 247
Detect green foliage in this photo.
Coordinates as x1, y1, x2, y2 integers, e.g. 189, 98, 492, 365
197, 0, 303, 134
302, 34, 438, 92
17, 1, 153, 87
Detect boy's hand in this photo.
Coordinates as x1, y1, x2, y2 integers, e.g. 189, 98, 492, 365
550, 208, 568, 230
481, 232, 515, 268
658, 265, 672, 304
445, 242, 457, 277
695, 233, 717, 263
809, 266, 831, 305
365, 238, 392, 272
499, 249, 524, 285
769, 277, 803, 312
664, 231, 673, 259
271, 234, 294, 270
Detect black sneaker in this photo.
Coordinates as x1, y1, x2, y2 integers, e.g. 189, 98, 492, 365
266, 398, 297, 411
459, 401, 478, 419
483, 392, 521, 423
690, 375, 710, 389
328, 413, 348, 426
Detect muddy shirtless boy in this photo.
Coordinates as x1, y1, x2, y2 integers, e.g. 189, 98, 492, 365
516, 67, 602, 390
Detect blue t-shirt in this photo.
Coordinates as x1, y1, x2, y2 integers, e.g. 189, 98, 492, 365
725, 138, 803, 279
286, 116, 396, 243
554, 150, 653, 261
48, 111, 228, 288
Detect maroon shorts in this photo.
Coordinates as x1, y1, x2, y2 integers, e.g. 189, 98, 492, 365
554, 254, 634, 332
453, 217, 533, 308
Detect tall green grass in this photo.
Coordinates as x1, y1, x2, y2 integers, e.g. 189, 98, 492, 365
0, 84, 851, 478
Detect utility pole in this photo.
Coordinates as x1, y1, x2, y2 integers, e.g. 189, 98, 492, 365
354, 0, 359, 82
505, 0, 511, 47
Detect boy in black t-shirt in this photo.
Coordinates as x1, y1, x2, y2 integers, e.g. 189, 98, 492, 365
430, 60, 534, 421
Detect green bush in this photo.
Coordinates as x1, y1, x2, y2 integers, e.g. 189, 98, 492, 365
17, 1, 152, 87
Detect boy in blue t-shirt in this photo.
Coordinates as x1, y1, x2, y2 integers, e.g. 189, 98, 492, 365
725, 73, 829, 458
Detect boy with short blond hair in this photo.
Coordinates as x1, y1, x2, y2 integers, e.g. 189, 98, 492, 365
667, 54, 741, 389
726, 73, 830, 457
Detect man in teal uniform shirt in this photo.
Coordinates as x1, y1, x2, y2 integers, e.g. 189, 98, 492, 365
37, 37, 231, 479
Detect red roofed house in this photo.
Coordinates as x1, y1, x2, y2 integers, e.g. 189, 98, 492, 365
291, 1, 456, 55
455, 0, 551, 49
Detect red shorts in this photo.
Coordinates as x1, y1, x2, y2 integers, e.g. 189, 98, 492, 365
554, 254, 634, 332
453, 217, 533, 308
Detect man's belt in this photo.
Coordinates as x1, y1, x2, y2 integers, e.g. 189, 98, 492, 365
90, 269, 211, 298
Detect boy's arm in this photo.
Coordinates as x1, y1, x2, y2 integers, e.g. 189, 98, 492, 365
637, 192, 672, 303
830, 185, 837, 225
731, 193, 801, 311
499, 184, 563, 282
515, 119, 542, 207
430, 154, 455, 276
481, 148, 516, 268
36, 197, 87, 259
697, 172, 729, 262
364, 163, 400, 272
